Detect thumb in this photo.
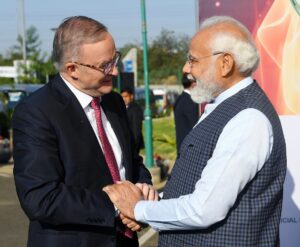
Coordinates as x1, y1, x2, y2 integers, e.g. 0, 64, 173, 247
102, 185, 111, 193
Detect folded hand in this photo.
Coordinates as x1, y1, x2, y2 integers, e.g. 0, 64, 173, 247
103, 181, 143, 219
135, 183, 159, 201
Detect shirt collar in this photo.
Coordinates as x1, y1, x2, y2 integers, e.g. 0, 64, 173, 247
199, 77, 254, 120
60, 74, 95, 109
214, 76, 254, 105
183, 89, 191, 95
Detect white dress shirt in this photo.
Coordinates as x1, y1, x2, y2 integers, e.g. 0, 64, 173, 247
61, 74, 126, 181
183, 89, 191, 95
134, 77, 274, 231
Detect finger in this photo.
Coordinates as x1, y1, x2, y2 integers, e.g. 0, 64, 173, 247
103, 185, 115, 197
122, 217, 132, 225
102, 185, 111, 193
148, 187, 155, 201
127, 221, 138, 228
154, 190, 159, 201
131, 224, 142, 232
102, 185, 120, 203
135, 183, 143, 191
142, 184, 150, 199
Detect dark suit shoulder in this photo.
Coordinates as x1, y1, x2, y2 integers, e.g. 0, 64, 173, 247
17, 74, 71, 107
14, 83, 51, 113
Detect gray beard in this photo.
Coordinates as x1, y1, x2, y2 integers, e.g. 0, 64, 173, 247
190, 78, 220, 104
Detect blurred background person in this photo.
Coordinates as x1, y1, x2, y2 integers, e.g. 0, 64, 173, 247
121, 88, 144, 155
173, 73, 199, 154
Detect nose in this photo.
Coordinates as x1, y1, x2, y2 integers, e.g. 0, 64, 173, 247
182, 62, 191, 74
110, 65, 118, 76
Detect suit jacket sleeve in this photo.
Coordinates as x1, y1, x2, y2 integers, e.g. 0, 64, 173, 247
13, 101, 116, 227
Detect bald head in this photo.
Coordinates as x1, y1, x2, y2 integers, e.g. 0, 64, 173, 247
192, 16, 259, 77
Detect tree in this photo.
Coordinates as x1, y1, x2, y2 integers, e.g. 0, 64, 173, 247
10, 26, 42, 60
119, 29, 189, 85
148, 29, 189, 84
8, 26, 56, 84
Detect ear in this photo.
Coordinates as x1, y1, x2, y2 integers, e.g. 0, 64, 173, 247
64, 62, 78, 79
219, 53, 234, 77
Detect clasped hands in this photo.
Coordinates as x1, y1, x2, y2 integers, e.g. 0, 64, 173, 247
103, 181, 159, 232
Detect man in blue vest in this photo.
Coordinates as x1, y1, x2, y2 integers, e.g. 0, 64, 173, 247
103, 16, 287, 247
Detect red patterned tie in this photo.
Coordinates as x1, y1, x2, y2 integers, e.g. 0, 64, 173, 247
90, 98, 133, 238
91, 97, 121, 183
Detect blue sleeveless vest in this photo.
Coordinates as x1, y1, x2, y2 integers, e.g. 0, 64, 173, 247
158, 81, 286, 247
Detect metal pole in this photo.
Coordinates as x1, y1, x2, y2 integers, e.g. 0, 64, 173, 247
117, 63, 121, 93
140, 0, 153, 168
20, 0, 27, 62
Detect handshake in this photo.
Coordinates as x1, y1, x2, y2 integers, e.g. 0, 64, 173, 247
103, 181, 159, 232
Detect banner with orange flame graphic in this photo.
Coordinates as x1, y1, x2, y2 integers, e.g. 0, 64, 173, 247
198, 0, 299, 115
198, 1, 300, 246
256, 0, 300, 115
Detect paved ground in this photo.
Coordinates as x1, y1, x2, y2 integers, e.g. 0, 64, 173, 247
0, 164, 159, 247
0, 167, 28, 247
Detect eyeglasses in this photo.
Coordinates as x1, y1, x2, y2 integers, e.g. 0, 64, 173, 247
186, 51, 225, 66
74, 51, 121, 75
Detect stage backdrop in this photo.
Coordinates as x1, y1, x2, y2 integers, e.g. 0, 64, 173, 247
197, 0, 300, 246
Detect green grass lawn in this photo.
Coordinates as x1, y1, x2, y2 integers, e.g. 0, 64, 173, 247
141, 116, 176, 162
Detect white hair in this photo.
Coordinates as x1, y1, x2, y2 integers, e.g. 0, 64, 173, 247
199, 16, 260, 76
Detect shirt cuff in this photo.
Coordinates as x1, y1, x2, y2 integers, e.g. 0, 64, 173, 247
134, 200, 148, 222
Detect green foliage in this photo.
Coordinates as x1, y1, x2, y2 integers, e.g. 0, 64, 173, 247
10, 26, 42, 60
1, 27, 188, 85
119, 29, 189, 85
147, 29, 189, 84
141, 116, 176, 161
0, 25, 57, 84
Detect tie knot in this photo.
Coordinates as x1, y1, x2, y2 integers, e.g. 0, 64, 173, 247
91, 97, 100, 110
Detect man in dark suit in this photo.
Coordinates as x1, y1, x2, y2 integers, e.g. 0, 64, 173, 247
12, 16, 155, 247
121, 88, 144, 155
173, 74, 199, 153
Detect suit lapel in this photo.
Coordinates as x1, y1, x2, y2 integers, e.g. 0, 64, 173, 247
50, 75, 113, 178
101, 96, 132, 179
50, 75, 94, 138
100, 101, 127, 159
50, 76, 130, 181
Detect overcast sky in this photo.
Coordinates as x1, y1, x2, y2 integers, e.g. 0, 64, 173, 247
0, 0, 197, 57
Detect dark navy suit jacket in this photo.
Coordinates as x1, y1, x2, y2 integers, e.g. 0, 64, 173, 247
174, 91, 199, 154
13, 74, 152, 247
126, 101, 144, 155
